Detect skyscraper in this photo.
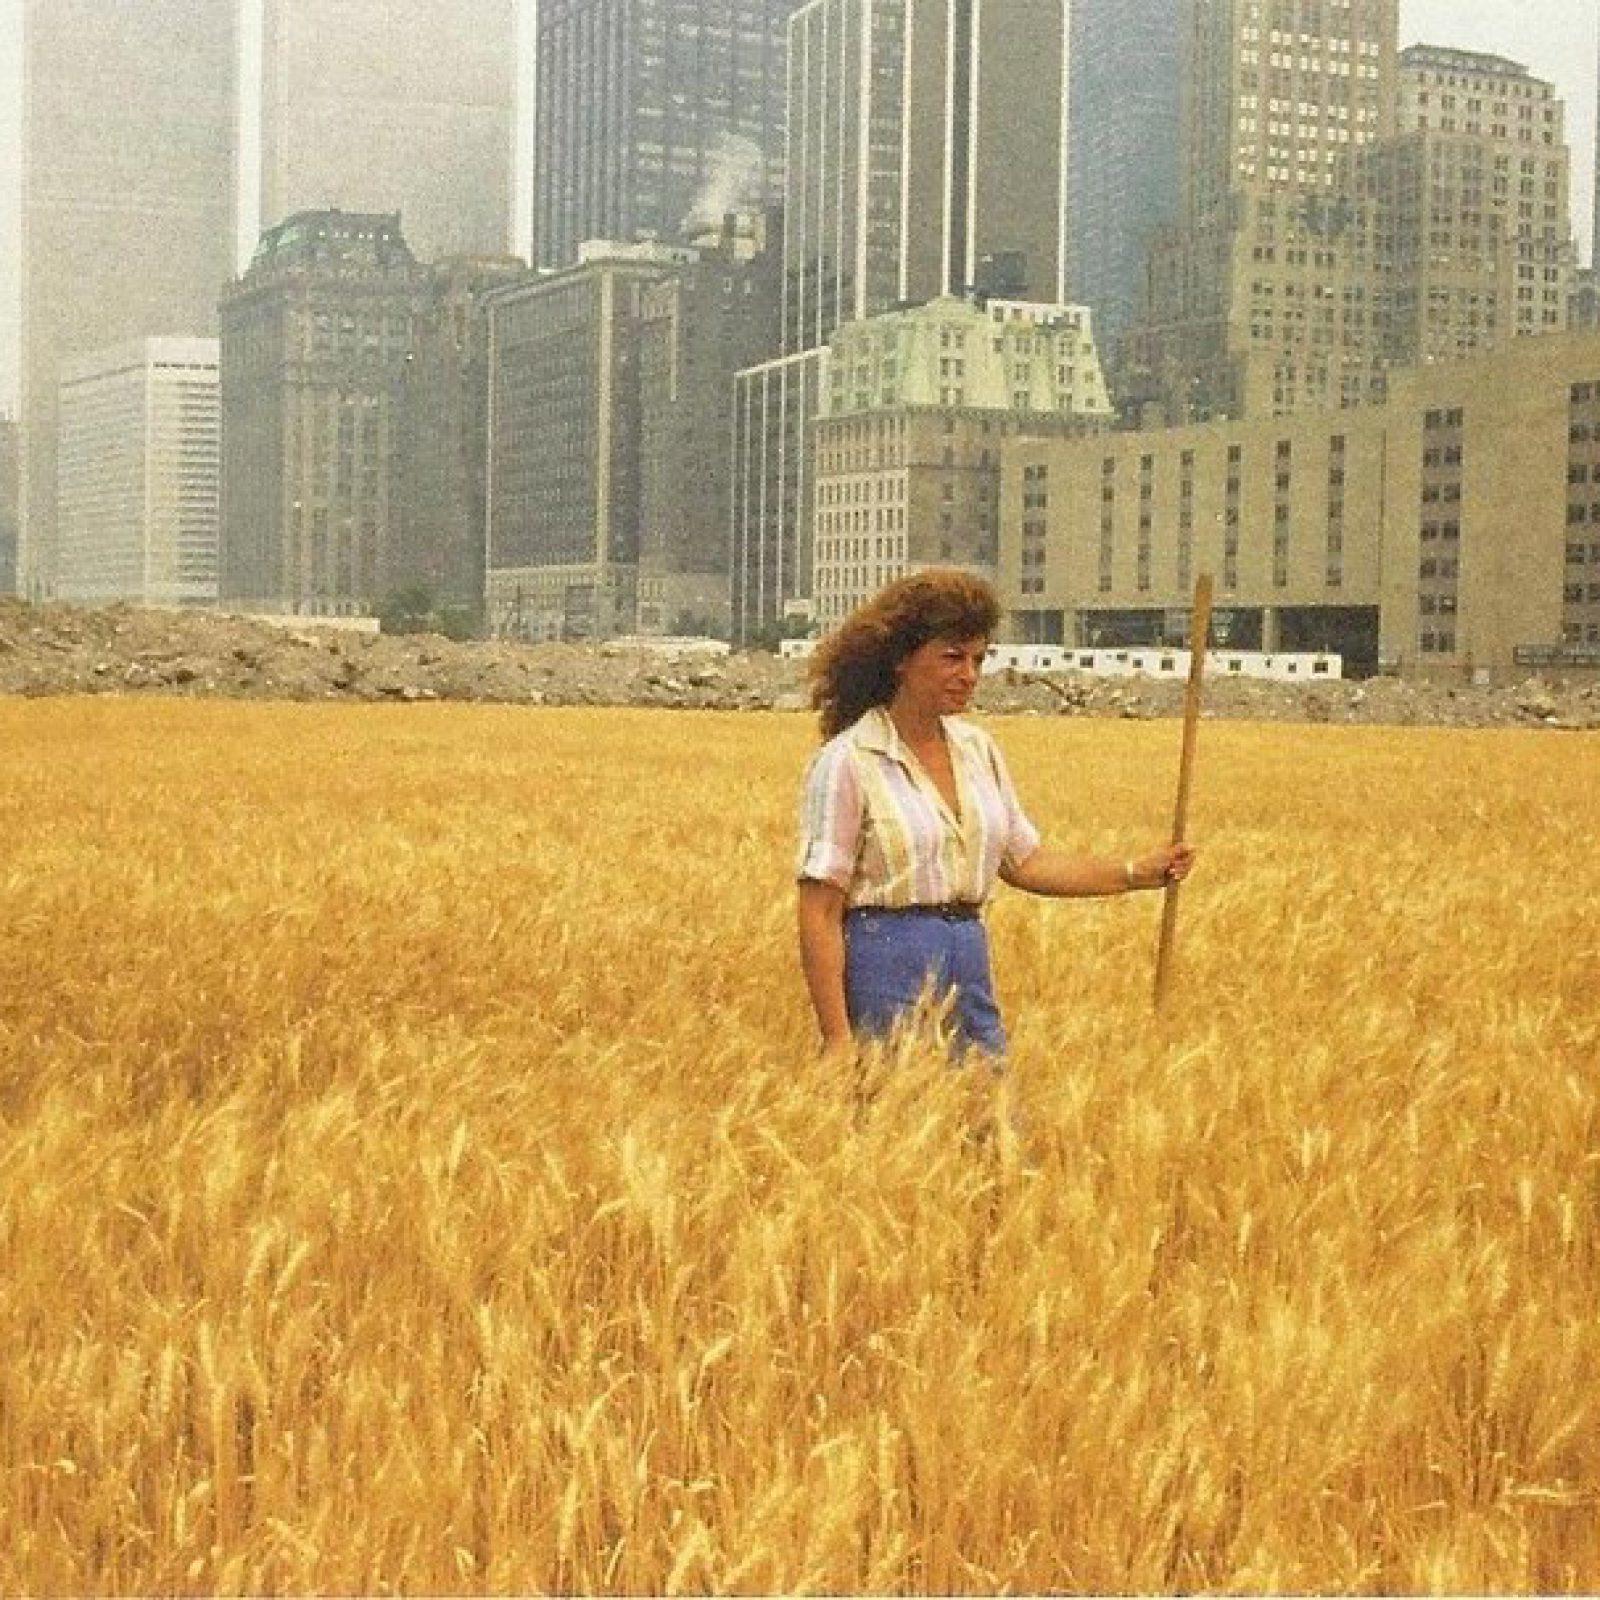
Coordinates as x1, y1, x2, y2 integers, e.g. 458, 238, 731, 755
389, 257, 527, 622
219, 212, 431, 617
484, 226, 781, 642
781, 0, 1072, 356
530, 0, 792, 270
734, 0, 1075, 642
1126, 0, 1399, 420
55, 339, 221, 608
259, 0, 519, 261
18, 0, 237, 598
1374, 46, 1573, 363
1066, 0, 1182, 347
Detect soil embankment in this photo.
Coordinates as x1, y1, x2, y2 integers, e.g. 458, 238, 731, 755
2, 600, 1596, 729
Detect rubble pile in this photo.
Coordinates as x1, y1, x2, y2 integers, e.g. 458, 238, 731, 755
2, 600, 1597, 729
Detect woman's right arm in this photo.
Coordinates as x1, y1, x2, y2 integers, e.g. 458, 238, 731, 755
797, 879, 852, 1051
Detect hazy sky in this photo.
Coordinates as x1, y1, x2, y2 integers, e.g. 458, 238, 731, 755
0, 0, 1597, 413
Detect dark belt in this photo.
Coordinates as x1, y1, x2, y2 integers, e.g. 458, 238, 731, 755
853, 902, 983, 921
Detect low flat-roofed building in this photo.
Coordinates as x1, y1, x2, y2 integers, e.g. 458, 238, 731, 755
1000, 331, 1600, 679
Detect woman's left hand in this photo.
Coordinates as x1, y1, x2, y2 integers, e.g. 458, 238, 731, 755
1133, 842, 1196, 890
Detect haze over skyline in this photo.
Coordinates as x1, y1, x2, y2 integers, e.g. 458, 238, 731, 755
1, 0, 1597, 412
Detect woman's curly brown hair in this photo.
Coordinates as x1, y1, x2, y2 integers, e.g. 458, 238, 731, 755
809, 568, 1001, 740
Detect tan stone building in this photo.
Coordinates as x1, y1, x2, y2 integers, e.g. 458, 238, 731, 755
219, 213, 431, 617
1371, 46, 1573, 366
999, 332, 1600, 679
1125, 0, 1398, 422
1124, 12, 1579, 430
813, 297, 1112, 629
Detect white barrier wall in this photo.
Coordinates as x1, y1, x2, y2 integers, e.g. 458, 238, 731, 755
985, 645, 1343, 681
778, 637, 1342, 680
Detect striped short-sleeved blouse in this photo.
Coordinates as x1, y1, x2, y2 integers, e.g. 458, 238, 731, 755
795, 706, 1042, 909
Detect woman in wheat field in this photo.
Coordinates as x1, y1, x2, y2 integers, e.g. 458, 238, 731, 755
796, 569, 1194, 1059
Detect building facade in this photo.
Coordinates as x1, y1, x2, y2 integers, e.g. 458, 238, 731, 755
55, 339, 220, 607
735, 0, 1075, 641
1372, 46, 1572, 366
259, 0, 518, 261
18, 0, 237, 598
389, 257, 527, 623
530, 0, 791, 271
999, 332, 1600, 679
732, 348, 830, 643
0, 416, 18, 597
1124, 0, 1398, 421
1066, 0, 1182, 349
812, 296, 1112, 626
219, 212, 430, 617
782, 0, 1072, 357
484, 242, 693, 640
635, 215, 784, 637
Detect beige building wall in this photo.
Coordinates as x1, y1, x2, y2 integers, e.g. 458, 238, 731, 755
219, 213, 429, 618
1377, 47, 1573, 365
1000, 331, 1600, 677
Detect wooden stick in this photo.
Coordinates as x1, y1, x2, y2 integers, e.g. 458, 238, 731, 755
1154, 574, 1215, 1012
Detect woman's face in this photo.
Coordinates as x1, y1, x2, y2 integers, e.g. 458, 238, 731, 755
894, 633, 989, 717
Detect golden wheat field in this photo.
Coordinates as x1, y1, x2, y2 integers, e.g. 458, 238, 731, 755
1, 696, 1598, 1595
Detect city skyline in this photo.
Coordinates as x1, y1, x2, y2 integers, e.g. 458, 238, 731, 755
1, 0, 1599, 411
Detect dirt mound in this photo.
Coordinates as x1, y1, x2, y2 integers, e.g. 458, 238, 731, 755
2, 599, 1597, 729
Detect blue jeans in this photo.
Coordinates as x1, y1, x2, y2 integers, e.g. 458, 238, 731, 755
843, 907, 1007, 1059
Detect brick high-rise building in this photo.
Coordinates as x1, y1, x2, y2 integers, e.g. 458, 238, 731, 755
259, 0, 518, 260
530, 0, 792, 271
219, 212, 430, 617
18, 0, 237, 598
